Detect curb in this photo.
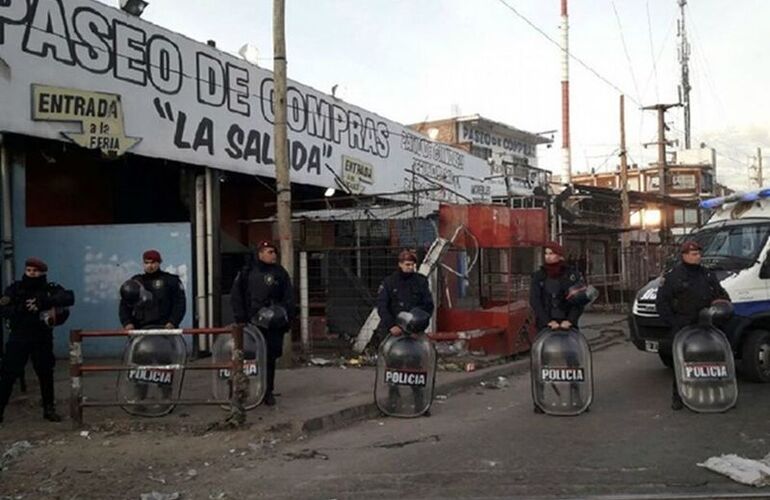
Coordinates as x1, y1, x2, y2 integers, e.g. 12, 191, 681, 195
298, 328, 628, 436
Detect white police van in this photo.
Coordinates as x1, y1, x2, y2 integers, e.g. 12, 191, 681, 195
630, 189, 770, 382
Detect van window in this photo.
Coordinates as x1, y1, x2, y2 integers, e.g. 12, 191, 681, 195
695, 223, 770, 269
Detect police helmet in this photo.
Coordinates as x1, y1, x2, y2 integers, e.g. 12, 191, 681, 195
254, 305, 289, 331
566, 284, 599, 306
698, 299, 734, 326
120, 279, 146, 305
396, 307, 431, 335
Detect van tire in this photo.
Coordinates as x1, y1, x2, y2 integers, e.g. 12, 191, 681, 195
741, 330, 770, 382
658, 351, 674, 368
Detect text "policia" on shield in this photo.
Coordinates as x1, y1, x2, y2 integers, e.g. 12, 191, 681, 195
127, 369, 174, 386
684, 363, 728, 379
385, 369, 428, 387
541, 367, 585, 382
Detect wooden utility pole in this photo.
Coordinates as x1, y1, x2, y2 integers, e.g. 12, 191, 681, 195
273, 0, 293, 366
642, 103, 680, 242
619, 95, 629, 287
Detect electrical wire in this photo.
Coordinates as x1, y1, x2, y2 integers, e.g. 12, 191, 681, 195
495, 0, 641, 107
645, 1, 660, 102
611, 1, 641, 105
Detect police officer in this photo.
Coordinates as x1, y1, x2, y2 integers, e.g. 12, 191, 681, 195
0, 258, 74, 423
656, 240, 730, 410
230, 241, 295, 407
529, 241, 588, 414
376, 250, 434, 341
376, 250, 434, 415
529, 241, 586, 332
119, 250, 186, 330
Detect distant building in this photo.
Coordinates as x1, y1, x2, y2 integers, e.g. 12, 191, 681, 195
409, 115, 553, 204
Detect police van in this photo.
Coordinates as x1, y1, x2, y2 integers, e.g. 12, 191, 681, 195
630, 189, 770, 382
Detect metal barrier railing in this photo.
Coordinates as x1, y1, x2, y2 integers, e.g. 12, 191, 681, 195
69, 326, 245, 427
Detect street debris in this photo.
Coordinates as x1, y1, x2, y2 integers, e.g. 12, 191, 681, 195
186, 469, 198, 480
309, 357, 335, 366
484, 460, 501, 467
140, 492, 181, 500
284, 449, 329, 461
434, 340, 468, 357
480, 376, 509, 389
376, 435, 441, 449
79, 430, 91, 439
1, 440, 33, 471
697, 453, 770, 487
435, 394, 448, 401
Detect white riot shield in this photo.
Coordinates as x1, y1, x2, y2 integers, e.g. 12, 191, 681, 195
673, 325, 737, 413
117, 331, 187, 417
211, 324, 267, 410
375, 334, 437, 417
531, 328, 593, 416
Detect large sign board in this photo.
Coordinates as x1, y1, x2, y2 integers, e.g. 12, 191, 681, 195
0, 0, 504, 202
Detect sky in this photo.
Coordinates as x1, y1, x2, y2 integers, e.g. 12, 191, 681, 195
97, 0, 770, 191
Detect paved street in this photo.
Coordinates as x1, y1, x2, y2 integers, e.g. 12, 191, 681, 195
2, 333, 769, 499
231, 341, 770, 499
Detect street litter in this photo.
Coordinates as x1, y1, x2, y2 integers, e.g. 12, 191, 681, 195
140, 492, 181, 500
435, 395, 448, 400
1, 441, 32, 471
79, 430, 90, 439
697, 452, 770, 487
309, 357, 335, 367
480, 376, 509, 389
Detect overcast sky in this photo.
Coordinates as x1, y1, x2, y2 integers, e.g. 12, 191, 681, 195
98, 0, 770, 191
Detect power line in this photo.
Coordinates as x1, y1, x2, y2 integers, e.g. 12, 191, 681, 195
645, 1, 660, 102
611, 1, 641, 105
495, 0, 641, 106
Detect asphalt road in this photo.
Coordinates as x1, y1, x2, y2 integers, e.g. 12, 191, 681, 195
237, 340, 770, 499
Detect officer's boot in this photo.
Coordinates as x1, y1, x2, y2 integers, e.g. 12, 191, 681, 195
671, 377, 684, 411
43, 405, 62, 422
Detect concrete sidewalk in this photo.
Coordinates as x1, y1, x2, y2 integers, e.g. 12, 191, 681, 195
0, 312, 629, 438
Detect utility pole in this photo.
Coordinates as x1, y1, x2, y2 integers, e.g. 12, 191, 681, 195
642, 103, 680, 242
750, 148, 764, 188
560, 0, 572, 184
677, 0, 692, 149
273, 0, 294, 365
619, 95, 629, 287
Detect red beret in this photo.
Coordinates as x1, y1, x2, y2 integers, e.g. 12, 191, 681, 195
680, 240, 702, 253
25, 257, 48, 272
257, 240, 277, 251
544, 241, 564, 256
142, 249, 162, 262
398, 250, 417, 263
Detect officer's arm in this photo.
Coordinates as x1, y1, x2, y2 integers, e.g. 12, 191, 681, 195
230, 271, 248, 323
281, 269, 296, 321
419, 277, 435, 316
529, 272, 548, 327
376, 279, 396, 330
169, 277, 186, 327
655, 274, 675, 327
708, 273, 731, 302
118, 297, 133, 327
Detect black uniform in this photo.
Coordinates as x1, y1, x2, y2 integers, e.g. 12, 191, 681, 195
376, 271, 434, 334
230, 258, 295, 397
0, 275, 74, 420
655, 261, 730, 405
119, 271, 186, 328
529, 265, 585, 331
656, 262, 730, 335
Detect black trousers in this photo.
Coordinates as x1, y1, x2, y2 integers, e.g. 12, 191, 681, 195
264, 330, 285, 396
0, 338, 56, 410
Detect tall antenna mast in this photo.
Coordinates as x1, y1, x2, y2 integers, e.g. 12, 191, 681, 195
677, 0, 692, 149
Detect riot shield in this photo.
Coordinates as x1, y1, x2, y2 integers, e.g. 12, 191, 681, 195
117, 331, 187, 417
531, 328, 593, 416
375, 334, 436, 417
673, 325, 737, 413
211, 324, 267, 410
